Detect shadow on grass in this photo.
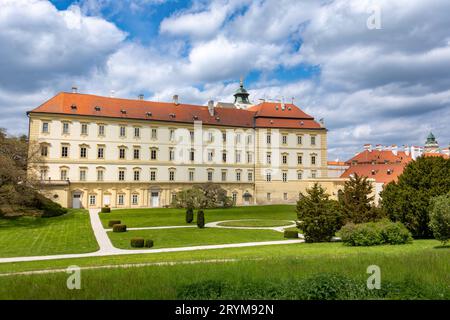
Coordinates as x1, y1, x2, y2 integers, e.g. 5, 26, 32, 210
433, 245, 450, 249
0, 212, 75, 230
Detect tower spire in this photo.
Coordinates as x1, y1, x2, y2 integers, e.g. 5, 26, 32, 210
233, 77, 250, 106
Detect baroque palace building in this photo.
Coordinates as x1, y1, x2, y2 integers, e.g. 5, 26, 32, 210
27, 82, 346, 209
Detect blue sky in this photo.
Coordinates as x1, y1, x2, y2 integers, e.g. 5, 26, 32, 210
1, 0, 449, 159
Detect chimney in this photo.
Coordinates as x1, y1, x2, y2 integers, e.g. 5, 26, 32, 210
375, 144, 382, 151
404, 145, 410, 156
138, 94, 144, 100
208, 100, 214, 116
110, 90, 115, 98
319, 118, 325, 127
363, 144, 372, 152
442, 148, 450, 156
391, 144, 398, 156
72, 86, 78, 94
173, 95, 179, 105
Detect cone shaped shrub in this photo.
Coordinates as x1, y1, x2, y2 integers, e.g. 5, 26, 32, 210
186, 208, 194, 223
197, 210, 205, 228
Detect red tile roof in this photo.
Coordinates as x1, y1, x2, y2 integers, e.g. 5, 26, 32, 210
345, 149, 412, 165
28, 93, 324, 129
327, 161, 347, 166
423, 152, 449, 159
341, 163, 406, 184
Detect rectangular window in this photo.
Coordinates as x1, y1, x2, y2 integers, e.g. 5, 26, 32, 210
81, 124, 88, 135
247, 152, 252, 163
79, 169, 86, 181
266, 172, 272, 182
283, 193, 288, 200
169, 149, 175, 161
297, 155, 303, 165
248, 171, 253, 181
61, 146, 68, 158
297, 135, 302, 145
236, 171, 241, 181
150, 170, 156, 181
133, 170, 140, 181
282, 135, 287, 144
40, 168, 48, 180
189, 171, 194, 182
266, 134, 271, 144
97, 147, 104, 159
297, 171, 303, 180
150, 149, 157, 160
207, 171, 213, 182
132, 194, 138, 205
267, 193, 271, 201
169, 129, 175, 141
98, 125, 105, 136
221, 171, 227, 182
97, 170, 104, 182
119, 148, 126, 159
208, 150, 213, 162
119, 126, 126, 137
232, 193, 237, 204
311, 155, 316, 165
282, 154, 287, 164
222, 152, 227, 163
247, 135, 252, 144
62, 122, 69, 134
208, 131, 214, 143
235, 151, 241, 163
190, 149, 195, 161
118, 170, 125, 181
266, 153, 271, 164
89, 195, 96, 206
236, 133, 241, 144
222, 132, 227, 142
311, 170, 317, 178
41, 145, 48, 157
60, 169, 67, 181
169, 171, 175, 181
133, 148, 140, 160
190, 130, 194, 142
282, 172, 288, 182
151, 128, 157, 139
118, 194, 124, 205
42, 122, 49, 133
311, 136, 316, 145
134, 127, 140, 138
80, 147, 87, 158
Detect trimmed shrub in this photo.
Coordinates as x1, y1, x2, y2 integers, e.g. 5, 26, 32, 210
101, 207, 111, 213
130, 238, 144, 248
284, 230, 299, 239
112, 224, 127, 232
108, 220, 121, 227
197, 210, 205, 228
340, 220, 412, 246
145, 239, 154, 248
186, 208, 194, 223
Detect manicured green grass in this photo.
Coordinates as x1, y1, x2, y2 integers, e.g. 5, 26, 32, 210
0, 240, 448, 299
100, 205, 296, 228
0, 210, 99, 258
108, 227, 285, 249
217, 219, 293, 227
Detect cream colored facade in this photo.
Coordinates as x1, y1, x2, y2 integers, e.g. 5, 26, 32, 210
28, 97, 347, 208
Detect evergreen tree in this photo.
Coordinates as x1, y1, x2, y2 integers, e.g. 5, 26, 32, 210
381, 156, 450, 238
339, 173, 383, 223
297, 183, 343, 242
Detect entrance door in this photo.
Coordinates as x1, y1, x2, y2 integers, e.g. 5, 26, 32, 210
151, 192, 159, 207
103, 195, 111, 206
72, 194, 82, 209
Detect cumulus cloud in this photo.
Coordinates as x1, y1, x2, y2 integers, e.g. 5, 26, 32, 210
1, 0, 449, 160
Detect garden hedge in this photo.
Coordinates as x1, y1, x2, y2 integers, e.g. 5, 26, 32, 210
130, 238, 145, 248
101, 207, 111, 213
284, 230, 299, 239
145, 239, 154, 248
112, 224, 127, 232
108, 220, 121, 227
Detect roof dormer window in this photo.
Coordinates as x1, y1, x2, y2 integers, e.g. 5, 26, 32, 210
120, 109, 127, 114
146, 112, 152, 117
94, 106, 101, 111
71, 104, 77, 111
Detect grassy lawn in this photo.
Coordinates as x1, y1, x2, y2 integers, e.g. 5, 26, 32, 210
0, 210, 99, 258
0, 240, 448, 299
100, 205, 296, 228
108, 227, 285, 249
217, 219, 293, 227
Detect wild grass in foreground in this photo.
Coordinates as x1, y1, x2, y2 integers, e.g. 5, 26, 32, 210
0, 241, 448, 300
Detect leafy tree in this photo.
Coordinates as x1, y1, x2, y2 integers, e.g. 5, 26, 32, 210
297, 183, 343, 242
429, 194, 450, 245
172, 183, 233, 209
381, 156, 450, 238
339, 173, 384, 223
